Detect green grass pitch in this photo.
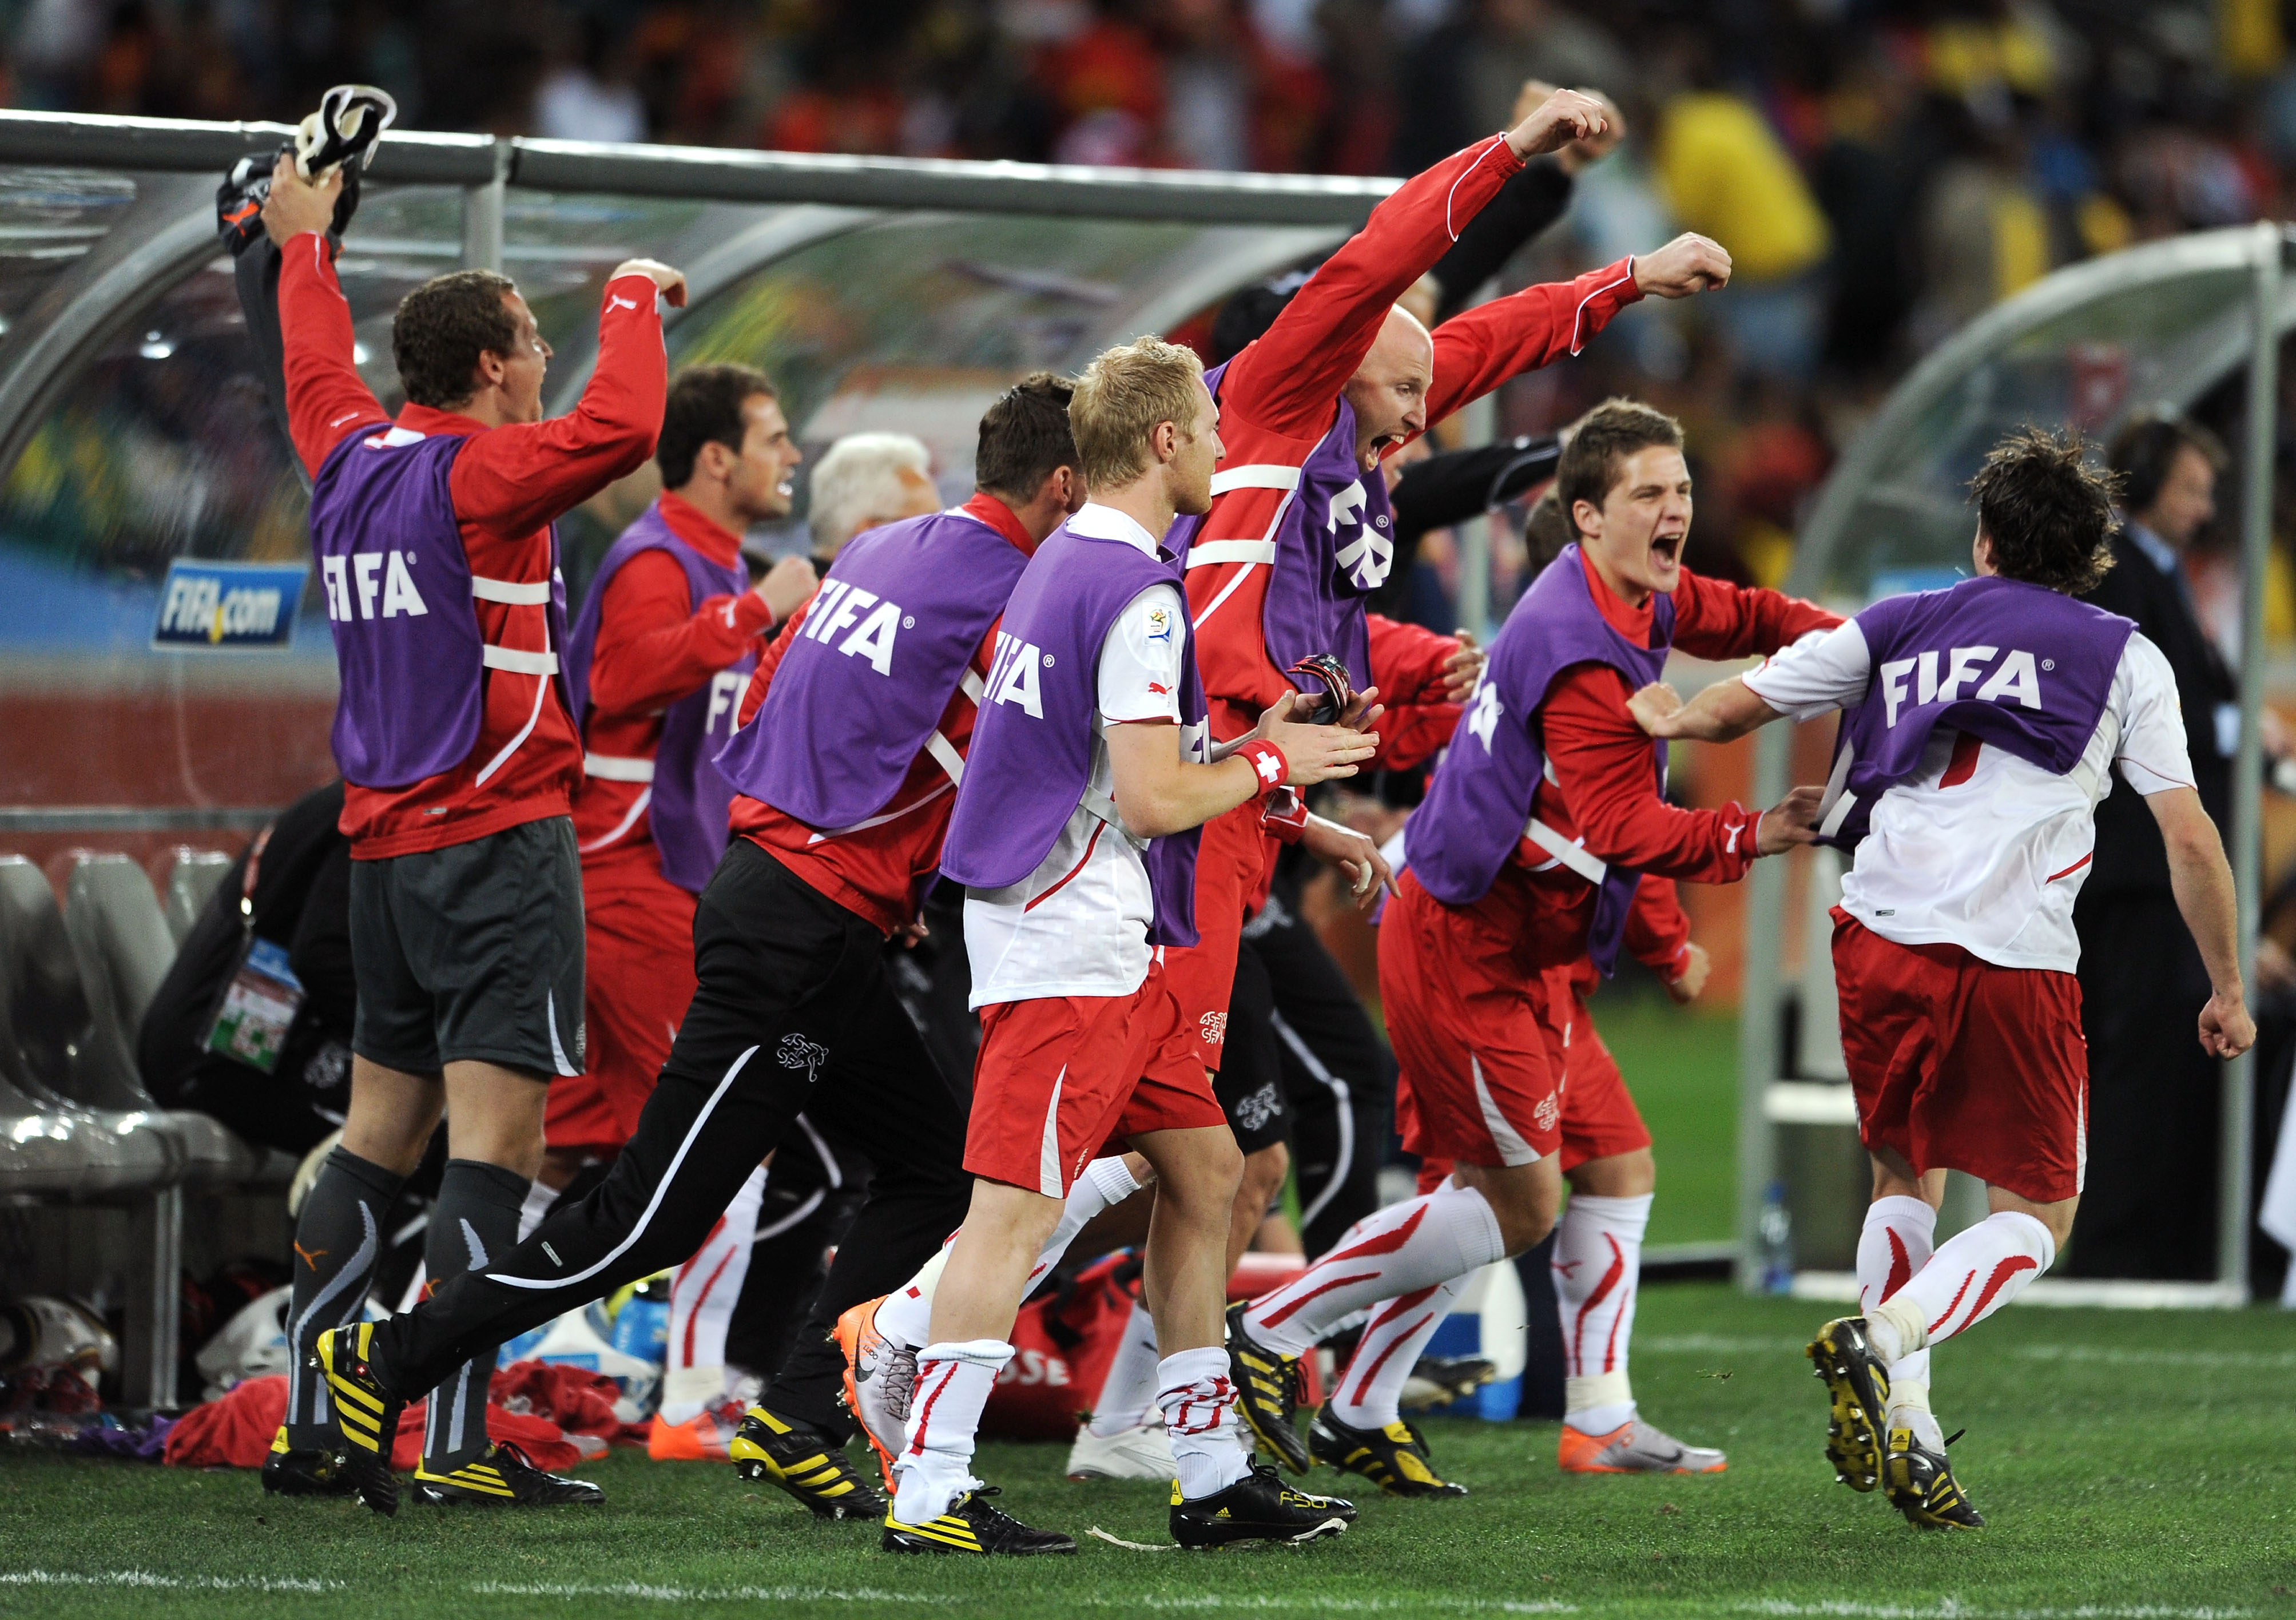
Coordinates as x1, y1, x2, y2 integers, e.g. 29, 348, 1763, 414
6, 1283, 2293, 1619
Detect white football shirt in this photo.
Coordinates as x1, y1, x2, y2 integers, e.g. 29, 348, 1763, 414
1743, 617, 2194, 971
966, 503, 1190, 1006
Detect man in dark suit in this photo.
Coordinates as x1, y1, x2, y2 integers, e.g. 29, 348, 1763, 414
2071, 412, 2237, 1277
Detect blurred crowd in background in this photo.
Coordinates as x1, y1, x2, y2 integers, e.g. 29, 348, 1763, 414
6, 0, 2296, 601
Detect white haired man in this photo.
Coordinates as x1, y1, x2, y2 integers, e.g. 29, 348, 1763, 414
808, 432, 942, 567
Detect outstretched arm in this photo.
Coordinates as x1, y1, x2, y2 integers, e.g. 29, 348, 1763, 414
2148, 787, 2256, 1058
1628, 676, 1783, 744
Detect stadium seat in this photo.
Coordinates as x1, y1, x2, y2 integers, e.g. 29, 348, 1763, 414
162, 848, 234, 945
58, 853, 272, 1185
0, 855, 177, 1195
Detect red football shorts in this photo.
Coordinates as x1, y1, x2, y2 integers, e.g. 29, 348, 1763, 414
1159, 801, 1269, 1071
1547, 966, 1653, 1173
1407, 966, 1651, 1189
547, 861, 696, 1154
1830, 908, 2088, 1205
1378, 872, 1564, 1169
964, 962, 1224, 1197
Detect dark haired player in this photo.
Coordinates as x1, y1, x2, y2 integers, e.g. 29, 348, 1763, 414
257, 154, 681, 1505
313, 376, 1093, 1522
1634, 427, 2251, 1528
1228, 399, 1836, 1492
556, 366, 815, 1458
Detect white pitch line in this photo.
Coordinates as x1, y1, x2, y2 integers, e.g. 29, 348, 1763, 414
1738, 1603, 2252, 1619
1072, 1601, 1576, 1615
469, 1582, 958, 1603
0, 1571, 344, 1593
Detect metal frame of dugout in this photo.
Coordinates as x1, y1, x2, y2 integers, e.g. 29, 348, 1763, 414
1741, 223, 2296, 1306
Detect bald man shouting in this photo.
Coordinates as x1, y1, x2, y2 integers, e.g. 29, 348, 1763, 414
1165, 91, 1731, 1257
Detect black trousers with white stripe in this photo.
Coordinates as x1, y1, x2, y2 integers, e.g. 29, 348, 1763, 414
370, 840, 974, 1439
1222, 864, 1399, 1258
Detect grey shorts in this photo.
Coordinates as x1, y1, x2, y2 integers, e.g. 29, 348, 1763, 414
349, 815, 585, 1079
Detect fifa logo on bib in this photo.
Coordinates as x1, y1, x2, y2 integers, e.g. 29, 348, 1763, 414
320, 550, 428, 621
706, 669, 744, 736
797, 578, 904, 674
986, 629, 1048, 718
1878, 645, 2043, 726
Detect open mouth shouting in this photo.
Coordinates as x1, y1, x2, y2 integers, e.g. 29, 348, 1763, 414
1650, 530, 1686, 570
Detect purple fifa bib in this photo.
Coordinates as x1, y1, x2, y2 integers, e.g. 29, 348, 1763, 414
1409, 546, 1673, 974
310, 422, 573, 791
717, 507, 1028, 829
1820, 575, 2136, 848
1168, 359, 1384, 719
940, 522, 1209, 948
563, 502, 753, 894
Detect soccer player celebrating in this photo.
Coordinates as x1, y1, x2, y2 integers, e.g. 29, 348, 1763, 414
1167, 88, 1733, 1271
885, 337, 1373, 1555
556, 363, 816, 1457
258, 155, 678, 1507
311, 380, 1087, 1519
1226, 399, 1834, 1490
1630, 427, 2253, 1528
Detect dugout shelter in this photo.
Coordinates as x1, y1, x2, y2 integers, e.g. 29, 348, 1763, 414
1742, 222, 2293, 1305
0, 109, 1397, 1405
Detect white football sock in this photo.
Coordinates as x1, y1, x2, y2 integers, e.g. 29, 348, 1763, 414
1087, 1297, 1165, 1438
515, 1177, 560, 1242
1330, 1276, 1463, 1431
1885, 1371, 1945, 1452
891, 1339, 1011, 1524
1243, 1182, 1505, 1357
1555, 1192, 1651, 1434
878, 1156, 1143, 1352
1868, 1210, 2055, 1363
1156, 1346, 1252, 1500
658, 1164, 766, 1424
1857, 1195, 1936, 1391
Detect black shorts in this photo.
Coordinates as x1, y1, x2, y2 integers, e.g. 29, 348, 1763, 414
349, 815, 585, 1078
1215, 915, 1292, 1155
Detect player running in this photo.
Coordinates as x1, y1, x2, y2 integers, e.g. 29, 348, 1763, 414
557, 365, 815, 1459
1225, 399, 1835, 1491
1630, 427, 2253, 1528
884, 338, 1371, 1556
257, 149, 677, 1509
311, 380, 1087, 1519
1378, 876, 1713, 1492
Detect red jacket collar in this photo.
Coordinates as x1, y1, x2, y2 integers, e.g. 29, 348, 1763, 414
395, 402, 488, 441
962, 490, 1038, 555
656, 491, 746, 567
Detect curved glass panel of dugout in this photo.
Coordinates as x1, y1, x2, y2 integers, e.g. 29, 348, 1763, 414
1795, 227, 2280, 607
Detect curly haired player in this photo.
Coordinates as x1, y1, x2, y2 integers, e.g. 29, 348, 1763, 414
1633, 427, 2253, 1527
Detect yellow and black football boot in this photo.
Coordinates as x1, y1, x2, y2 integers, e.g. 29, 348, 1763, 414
1170, 1462, 1356, 1548
730, 1404, 885, 1520
1307, 1405, 1468, 1497
1806, 1316, 1891, 1493
260, 1426, 354, 1498
882, 1486, 1077, 1555
1225, 1301, 1310, 1474
413, 1442, 604, 1506
312, 1321, 405, 1516
1882, 1426, 1984, 1529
